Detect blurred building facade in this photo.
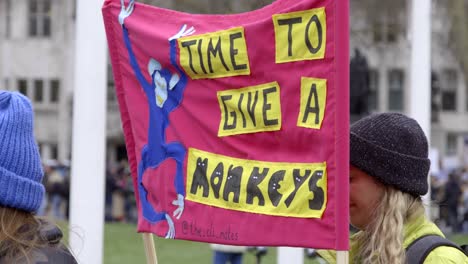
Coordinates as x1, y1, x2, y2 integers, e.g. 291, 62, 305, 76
0, 0, 75, 162
0, 0, 467, 168
350, 0, 468, 170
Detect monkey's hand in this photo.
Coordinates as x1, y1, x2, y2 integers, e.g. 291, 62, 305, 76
119, 0, 135, 26
164, 213, 176, 239
169, 24, 196, 41
172, 194, 185, 220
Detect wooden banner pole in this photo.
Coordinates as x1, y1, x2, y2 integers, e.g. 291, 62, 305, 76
142, 233, 158, 264
336, 251, 349, 264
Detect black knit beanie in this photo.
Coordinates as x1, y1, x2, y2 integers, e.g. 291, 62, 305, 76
350, 112, 430, 196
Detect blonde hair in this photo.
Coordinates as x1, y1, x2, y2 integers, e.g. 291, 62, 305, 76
0, 207, 50, 263
353, 186, 425, 264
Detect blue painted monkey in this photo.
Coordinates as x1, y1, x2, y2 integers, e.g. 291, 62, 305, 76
119, 0, 195, 238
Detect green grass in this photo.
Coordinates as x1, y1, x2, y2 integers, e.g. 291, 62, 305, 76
450, 233, 468, 245
102, 222, 320, 264
58, 222, 468, 264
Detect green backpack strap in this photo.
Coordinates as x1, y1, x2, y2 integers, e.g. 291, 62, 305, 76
405, 235, 464, 264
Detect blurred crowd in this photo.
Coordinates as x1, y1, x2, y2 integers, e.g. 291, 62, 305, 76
37, 160, 137, 224
37, 160, 71, 220
431, 167, 468, 234
104, 161, 137, 223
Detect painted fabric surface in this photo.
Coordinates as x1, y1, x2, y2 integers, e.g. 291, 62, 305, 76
102, 0, 348, 249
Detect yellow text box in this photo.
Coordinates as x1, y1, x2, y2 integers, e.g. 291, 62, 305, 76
178, 27, 250, 79
217, 82, 282, 137
297, 77, 327, 129
186, 148, 327, 218
273, 7, 326, 63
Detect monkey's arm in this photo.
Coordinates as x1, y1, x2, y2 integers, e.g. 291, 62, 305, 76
167, 25, 195, 99
122, 25, 152, 92
168, 39, 187, 99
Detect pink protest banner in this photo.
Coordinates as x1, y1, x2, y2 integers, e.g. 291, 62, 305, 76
102, 0, 349, 249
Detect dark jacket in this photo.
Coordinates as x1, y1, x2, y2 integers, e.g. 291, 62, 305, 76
0, 221, 77, 264
444, 178, 462, 208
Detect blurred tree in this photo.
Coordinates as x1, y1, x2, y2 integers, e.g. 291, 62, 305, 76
139, 0, 275, 14
351, 0, 407, 47
139, 0, 174, 9
446, 0, 468, 98
248, 0, 275, 11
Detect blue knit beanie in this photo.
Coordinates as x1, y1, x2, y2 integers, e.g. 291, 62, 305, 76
0, 90, 44, 212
